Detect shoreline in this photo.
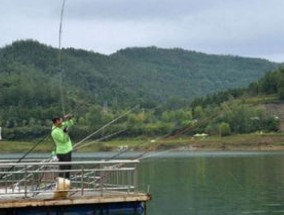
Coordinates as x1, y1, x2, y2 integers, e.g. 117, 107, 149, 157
1, 133, 284, 153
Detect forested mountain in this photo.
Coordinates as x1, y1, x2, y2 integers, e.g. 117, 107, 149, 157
0, 40, 281, 140
0, 40, 280, 108
112, 47, 280, 102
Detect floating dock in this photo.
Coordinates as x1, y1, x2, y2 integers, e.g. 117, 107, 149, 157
0, 159, 151, 214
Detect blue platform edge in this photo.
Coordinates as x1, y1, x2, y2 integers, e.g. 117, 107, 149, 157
0, 202, 146, 215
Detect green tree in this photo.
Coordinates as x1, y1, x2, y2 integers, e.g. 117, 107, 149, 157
193, 106, 205, 119
219, 122, 231, 136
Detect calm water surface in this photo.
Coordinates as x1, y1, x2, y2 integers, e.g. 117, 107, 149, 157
2, 151, 284, 214
138, 151, 284, 215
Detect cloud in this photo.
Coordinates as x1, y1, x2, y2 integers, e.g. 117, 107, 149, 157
1, 0, 284, 62
65, 0, 212, 21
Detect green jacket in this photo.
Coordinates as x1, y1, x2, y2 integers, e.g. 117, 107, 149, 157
51, 119, 74, 154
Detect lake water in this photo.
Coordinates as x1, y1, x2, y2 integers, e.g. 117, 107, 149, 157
138, 151, 284, 215
2, 151, 284, 214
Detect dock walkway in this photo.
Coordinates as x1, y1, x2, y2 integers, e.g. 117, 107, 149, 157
0, 159, 151, 214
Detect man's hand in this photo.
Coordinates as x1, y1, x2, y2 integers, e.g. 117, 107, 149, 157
64, 114, 73, 120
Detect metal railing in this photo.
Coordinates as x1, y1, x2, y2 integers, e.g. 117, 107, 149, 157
0, 159, 139, 199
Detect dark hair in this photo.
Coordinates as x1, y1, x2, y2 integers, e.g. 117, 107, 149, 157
52, 117, 61, 123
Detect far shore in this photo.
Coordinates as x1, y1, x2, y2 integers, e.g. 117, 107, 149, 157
1, 133, 284, 153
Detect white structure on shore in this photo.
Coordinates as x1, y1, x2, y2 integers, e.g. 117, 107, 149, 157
0, 126, 2, 140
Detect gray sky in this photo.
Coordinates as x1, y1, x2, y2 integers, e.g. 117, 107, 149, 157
1, 0, 284, 62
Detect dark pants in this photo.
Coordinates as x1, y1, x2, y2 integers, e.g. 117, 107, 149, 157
57, 151, 72, 179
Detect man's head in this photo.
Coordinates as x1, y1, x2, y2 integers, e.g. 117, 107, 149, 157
52, 117, 63, 127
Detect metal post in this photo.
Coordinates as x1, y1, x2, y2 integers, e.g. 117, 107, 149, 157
80, 166, 84, 196
134, 163, 138, 193
100, 164, 103, 196
24, 165, 27, 197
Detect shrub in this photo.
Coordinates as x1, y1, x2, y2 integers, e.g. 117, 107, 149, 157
219, 122, 231, 136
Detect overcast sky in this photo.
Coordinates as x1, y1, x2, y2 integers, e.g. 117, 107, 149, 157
1, 0, 284, 62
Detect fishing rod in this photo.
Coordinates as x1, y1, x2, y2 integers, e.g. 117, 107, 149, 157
74, 129, 127, 151
8, 104, 137, 185
34, 107, 222, 195
9, 100, 223, 189
80, 112, 217, 186
139, 107, 233, 160
2, 103, 85, 167
73, 105, 139, 149
58, 0, 66, 116
94, 108, 225, 173
30, 129, 130, 195
0, 135, 51, 180
12, 0, 71, 163
8, 105, 211, 185
0, 102, 87, 180
16, 127, 129, 196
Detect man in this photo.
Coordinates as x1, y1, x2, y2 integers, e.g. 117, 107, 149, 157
51, 114, 74, 179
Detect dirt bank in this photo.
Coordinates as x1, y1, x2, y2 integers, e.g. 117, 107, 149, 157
144, 133, 284, 152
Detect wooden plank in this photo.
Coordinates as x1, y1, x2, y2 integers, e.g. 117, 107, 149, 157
0, 193, 151, 208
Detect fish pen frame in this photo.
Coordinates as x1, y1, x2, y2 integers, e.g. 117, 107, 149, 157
0, 159, 140, 199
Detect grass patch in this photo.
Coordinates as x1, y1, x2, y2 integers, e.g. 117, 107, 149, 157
0, 140, 55, 153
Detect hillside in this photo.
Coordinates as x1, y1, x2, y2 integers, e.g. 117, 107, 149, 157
112, 47, 279, 98
0, 40, 283, 141
262, 103, 284, 131
0, 40, 280, 109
